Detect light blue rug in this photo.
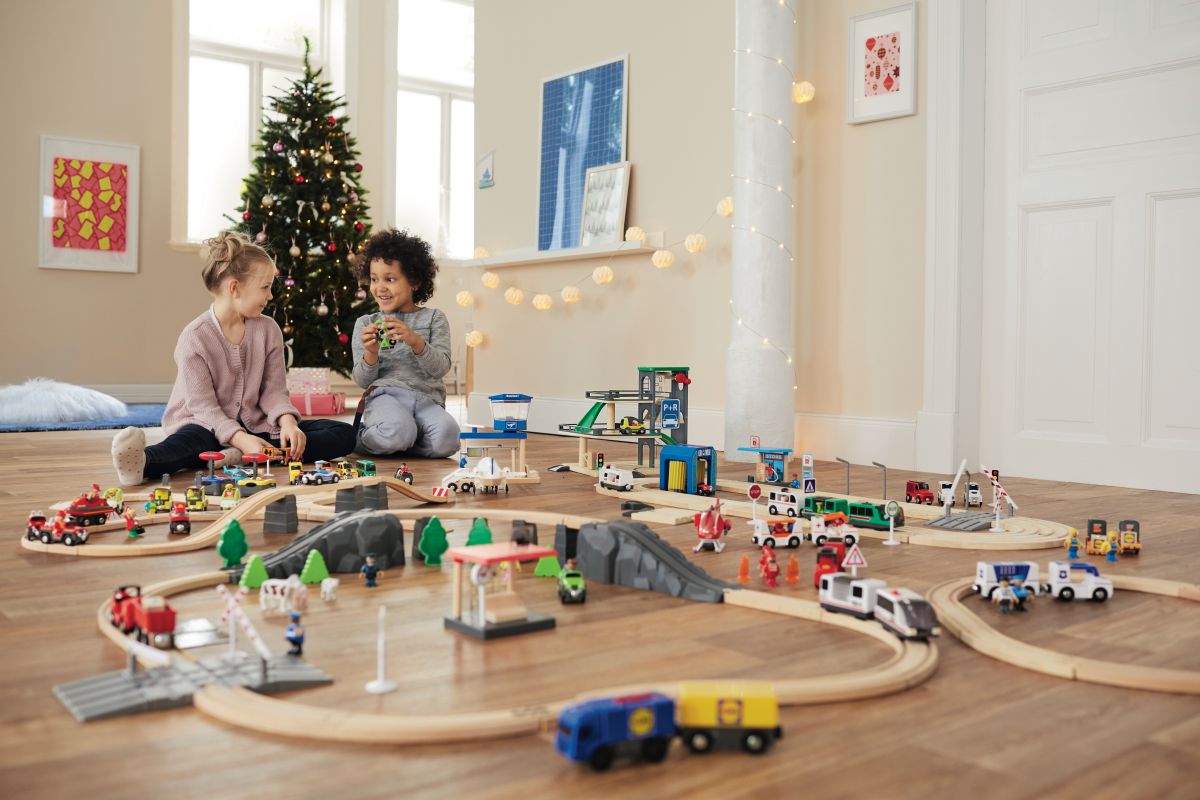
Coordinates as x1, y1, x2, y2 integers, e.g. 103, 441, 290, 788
0, 404, 166, 433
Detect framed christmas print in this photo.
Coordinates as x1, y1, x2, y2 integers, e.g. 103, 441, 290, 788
39, 135, 140, 272
847, 3, 917, 125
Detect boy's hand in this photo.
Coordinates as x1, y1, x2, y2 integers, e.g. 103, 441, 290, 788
279, 416, 307, 461
361, 325, 381, 363
382, 318, 426, 354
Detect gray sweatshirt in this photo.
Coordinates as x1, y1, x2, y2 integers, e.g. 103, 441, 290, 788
351, 307, 453, 405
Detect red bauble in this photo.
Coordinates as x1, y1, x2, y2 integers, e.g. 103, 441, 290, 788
354, 162, 363, 172
354, 222, 365, 232
294, 175, 305, 184
326, 115, 336, 125
242, 211, 251, 221
337, 332, 350, 345
326, 242, 338, 252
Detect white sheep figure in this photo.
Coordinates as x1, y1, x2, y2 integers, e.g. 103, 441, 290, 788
320, 576, 340, 603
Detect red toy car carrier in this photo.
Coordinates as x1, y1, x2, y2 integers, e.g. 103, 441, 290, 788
109, 585, 176, 649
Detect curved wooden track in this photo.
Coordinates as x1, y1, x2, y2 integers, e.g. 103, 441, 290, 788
94, 508, 940, 745
928, 575, 1200, 694
22, 477, 450, 558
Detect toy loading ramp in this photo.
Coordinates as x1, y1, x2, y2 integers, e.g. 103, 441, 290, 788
559, 401, 607, 434
22, 477, 448, 559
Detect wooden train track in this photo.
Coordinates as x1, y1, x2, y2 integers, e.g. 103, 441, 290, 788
93, 507, 940, 745
927, 575, 1200, 694
22, 477, 450, 558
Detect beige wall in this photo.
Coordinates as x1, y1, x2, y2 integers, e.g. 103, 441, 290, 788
0, 0, 200, 386
794, 0, 927, 420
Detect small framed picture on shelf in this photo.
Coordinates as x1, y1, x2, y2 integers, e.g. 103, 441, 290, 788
579, 161, 631, 247
846, 2, 917, 125
39, 135, 140, 272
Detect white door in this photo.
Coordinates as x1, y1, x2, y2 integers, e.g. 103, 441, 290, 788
981, 0, 1200, 494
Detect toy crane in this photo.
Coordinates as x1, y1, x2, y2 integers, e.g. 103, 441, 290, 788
980, 464, 1018, 532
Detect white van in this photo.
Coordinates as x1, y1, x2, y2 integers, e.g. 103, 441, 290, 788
766, 489, 800, 517
598, 464, 636, 492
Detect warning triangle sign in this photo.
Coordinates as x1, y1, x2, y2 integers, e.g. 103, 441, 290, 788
841, 543, 868, 569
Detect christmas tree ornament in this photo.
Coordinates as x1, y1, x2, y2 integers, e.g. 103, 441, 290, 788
349, 191, 359, 202
294, 175, 305, 184
355, 222, 365, 232
326, 115, 337, 125
283, 324, 294, 335
354, 163, 363, 172
272, 141, 284, 153
338, 332, 350, 345
317, 296, 329, 316
256, 225, 268, 244
326, 241, 338, 252
321, 198, 331, 212
355, 288, 367, 300
274, 267, 281, 277
261, 193, 275, 208
289, 239, 301, 258
242, 210, 251, 221
284, 276, 296, 288
323, 151, 334, 164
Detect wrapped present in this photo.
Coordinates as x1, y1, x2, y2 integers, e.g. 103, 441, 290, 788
287, 367, 332, 394
290, 391, 346, 417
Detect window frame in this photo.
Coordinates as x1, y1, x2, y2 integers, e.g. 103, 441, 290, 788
171, 0, 350, 250
383, 0, 474, 259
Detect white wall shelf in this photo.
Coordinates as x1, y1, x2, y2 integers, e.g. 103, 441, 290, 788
442, 241, 657, 270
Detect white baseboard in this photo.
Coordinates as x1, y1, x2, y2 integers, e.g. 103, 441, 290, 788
467, 392, 917, 469
85, 384, 173, 404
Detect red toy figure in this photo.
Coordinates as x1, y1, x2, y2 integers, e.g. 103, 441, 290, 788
738, 554, 751, 585
51, 510, 69, 538
758, 545, 781, 588
87, 483, 102, 503
693, 500, 732, 553
785, 554, 800, 585
124, 508, 145, 539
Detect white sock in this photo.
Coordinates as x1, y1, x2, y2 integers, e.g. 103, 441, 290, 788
112, 426, 147, 487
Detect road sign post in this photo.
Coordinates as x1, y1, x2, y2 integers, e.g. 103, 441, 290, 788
883, 500, 901, 547
841, 543, 869, 577
747, 483, 762, 520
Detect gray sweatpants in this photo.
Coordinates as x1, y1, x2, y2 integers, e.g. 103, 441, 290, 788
356, 386, 461, 458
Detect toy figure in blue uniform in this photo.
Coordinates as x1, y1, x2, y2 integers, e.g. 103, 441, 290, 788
1105, 533, 1119, 563
789, 473, 802, 489
1011, 578, 1031, 612
361, 553, 380, 588
1065, 528, 1081, 560
285, 612, 305, 656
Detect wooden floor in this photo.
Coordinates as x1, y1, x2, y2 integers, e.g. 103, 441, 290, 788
1, 425, 1198, 799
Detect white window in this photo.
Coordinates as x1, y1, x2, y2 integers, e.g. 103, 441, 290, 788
390, 0, 474, 259
174, 0, 346, 245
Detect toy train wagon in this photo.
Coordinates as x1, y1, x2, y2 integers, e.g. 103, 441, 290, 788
819, 574, 940, 640
556, 681, 782, 771
802, 495, 903, 530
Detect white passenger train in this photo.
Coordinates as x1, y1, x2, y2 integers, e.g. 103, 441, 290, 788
818, 573, 940, 640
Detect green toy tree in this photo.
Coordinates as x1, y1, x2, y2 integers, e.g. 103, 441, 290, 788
299, 549, 330, 583
418, 517, 450, 566
217, 520, 249, 569
466, 518, 493, 547
240, 554, 269, 589
232, 40, 371, 376
533, 555, 561, 578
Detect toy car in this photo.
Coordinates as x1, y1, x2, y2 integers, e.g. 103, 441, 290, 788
937, 481, 955, 506
110, 585, 176, 649
168, 502, 191, 535
333, 459, 357, 479
356, 459, 377, 477
220, 484, 241, 510
300, 461, 341, 486
288, 461, 305, 485
146, 485, 173, 514
26, 511, 89, 546
557, 566, 587, 604
237, 476, 278, 495
617, 415, 647, 435
222, 465, 253, 479
1046, 560, 1113, 602
813, 541, 846, 587
965, 482, 984, 508
66, 493, 113, 526
750, 518, 802, 549
598, 464, 635, 491
185, 486, 208, 512
905, 480, 934, 504
1116, 519, 1141, 555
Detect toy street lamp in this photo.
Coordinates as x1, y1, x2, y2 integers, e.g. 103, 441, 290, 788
871, 461, 888, 500
835, 457, 851, 496
365, 605, 398, 694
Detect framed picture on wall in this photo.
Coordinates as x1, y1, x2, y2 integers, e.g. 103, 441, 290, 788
537, 56, 628, 251
846, 3, 917, 125
579, 161, 631, 247
39, 135, 140, 272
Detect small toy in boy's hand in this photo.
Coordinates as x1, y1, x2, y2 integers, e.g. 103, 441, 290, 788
376, 321, 394, 349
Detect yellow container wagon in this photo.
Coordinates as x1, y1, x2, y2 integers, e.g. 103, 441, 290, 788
676, 681, 782, 755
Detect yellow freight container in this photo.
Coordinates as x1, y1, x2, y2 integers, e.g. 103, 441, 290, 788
676, 681, 782, 755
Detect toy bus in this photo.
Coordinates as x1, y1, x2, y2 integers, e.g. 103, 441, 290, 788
802, 496, 902, 531
818, 574, 941, 640
766, 488, 801, 517
555, 681, 782, 771
599, 464, 636, 492
973, 561, 1043, 598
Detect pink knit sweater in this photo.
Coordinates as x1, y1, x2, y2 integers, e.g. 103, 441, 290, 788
161, 309, 299, 445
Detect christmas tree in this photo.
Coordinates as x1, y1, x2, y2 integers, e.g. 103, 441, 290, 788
233, 40, 370, 376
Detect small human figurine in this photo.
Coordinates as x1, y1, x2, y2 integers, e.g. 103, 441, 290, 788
991, 579, 1014, 614
1011, 578, 1031, 612
1066, 528, 1081, 560
789, 473, 802, 489
285, 612, 305, 656
124, 509, 145, 539
1105, 533, 1120, 563
360, 553, 381, 588
87, 483, 102, 503
103, 487, 125, 513
51, 510, 69, 538
220, 482, 241, 510
758, 545, 781, 588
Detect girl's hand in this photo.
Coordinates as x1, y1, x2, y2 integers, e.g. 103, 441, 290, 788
279, 417, 306, 461
230, 431, 275, 455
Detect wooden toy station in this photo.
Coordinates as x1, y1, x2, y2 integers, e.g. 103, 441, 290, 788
445, 541, 560, 639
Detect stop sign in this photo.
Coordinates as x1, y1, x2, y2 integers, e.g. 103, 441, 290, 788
747, 484, 762, 500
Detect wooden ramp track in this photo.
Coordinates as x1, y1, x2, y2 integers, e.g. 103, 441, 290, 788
23, 477, 450, 558
927, 575, 1200, 695
596, 480, 1070, 550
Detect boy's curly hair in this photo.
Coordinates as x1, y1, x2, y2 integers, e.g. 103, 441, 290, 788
355, 228, 438, 306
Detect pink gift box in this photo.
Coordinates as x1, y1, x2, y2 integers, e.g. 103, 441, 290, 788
289, 391, 346, 417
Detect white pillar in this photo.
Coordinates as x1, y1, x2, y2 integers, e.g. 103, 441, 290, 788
725, 0, 796, 461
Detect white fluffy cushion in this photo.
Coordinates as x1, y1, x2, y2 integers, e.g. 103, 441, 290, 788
0, 378, 127, 424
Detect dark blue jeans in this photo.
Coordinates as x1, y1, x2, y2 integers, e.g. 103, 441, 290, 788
143, 419, 357, 480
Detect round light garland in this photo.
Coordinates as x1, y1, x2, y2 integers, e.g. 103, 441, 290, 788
455, 290, 475, 308
465, 330, 484, 348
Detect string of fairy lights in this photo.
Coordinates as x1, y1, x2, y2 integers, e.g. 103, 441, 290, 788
457, 5, 814, 391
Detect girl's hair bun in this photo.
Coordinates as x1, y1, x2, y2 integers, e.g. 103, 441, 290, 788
200, 230, 272, 291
